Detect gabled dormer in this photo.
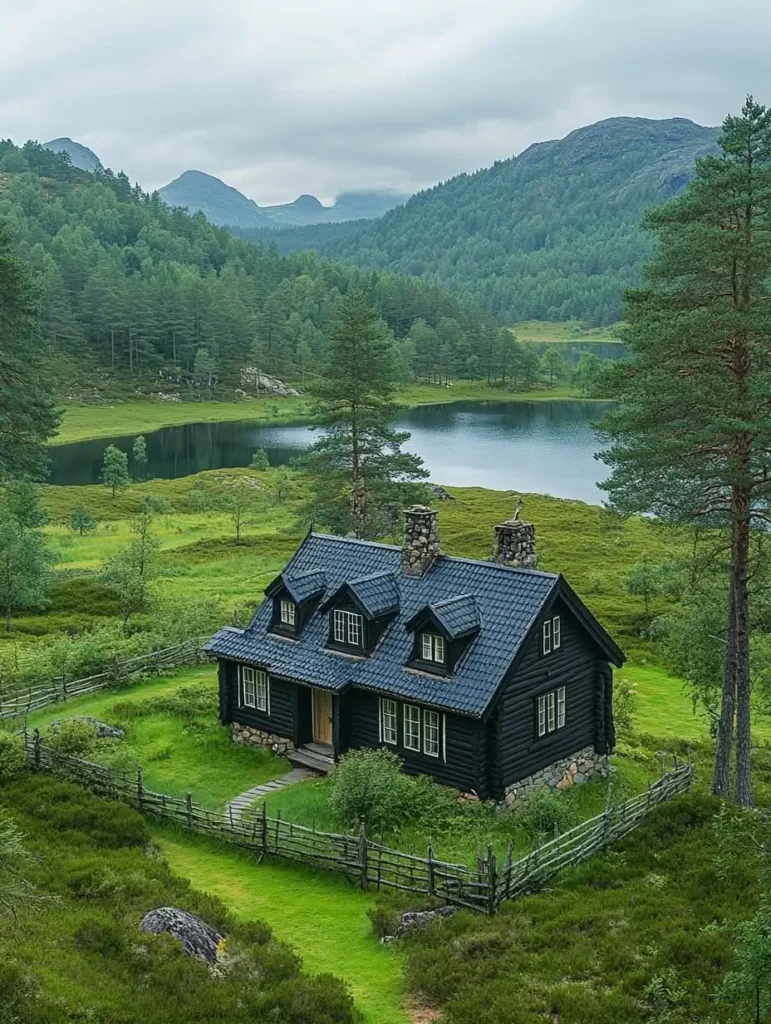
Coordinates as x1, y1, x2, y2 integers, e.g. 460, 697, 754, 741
320, 571, 400, 655
405, 594, 481, 676
264, 569, 327, 638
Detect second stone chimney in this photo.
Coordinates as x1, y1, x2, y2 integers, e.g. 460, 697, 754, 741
493, 519, 536, 569
401, 506, 441, 577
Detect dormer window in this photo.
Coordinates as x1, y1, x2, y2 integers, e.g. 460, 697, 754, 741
542, 615, 561, 655
333, 609, 363, 647
280, 600, 296, 627
421, 633, 445, 664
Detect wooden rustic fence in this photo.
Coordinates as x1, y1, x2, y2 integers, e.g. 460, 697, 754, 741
22, 731, 692, 913
0, 639, 208, 721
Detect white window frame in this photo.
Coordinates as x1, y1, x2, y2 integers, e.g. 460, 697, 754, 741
240, 665, 269, 713
380, 698, 398, 745
280, 599, 296, 626
333, 609, 363, 647
537, 686, 566, 737
421, 633, 445, 664
542, 619, 552, 655
423, 710, 440, 758
552, 615, 561, 650
403, 704, 421, 751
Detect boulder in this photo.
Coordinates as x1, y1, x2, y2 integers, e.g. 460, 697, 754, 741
383, 906, 457, 942
139, 907, 224, 965
49, 716, 125, 740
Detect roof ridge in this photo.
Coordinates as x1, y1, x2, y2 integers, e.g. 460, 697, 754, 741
435, 553, 559, 579
430, 592, 478, 608
310, 532, 401, 551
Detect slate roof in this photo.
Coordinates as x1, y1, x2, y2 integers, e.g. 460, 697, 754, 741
274, 569, 327, 604
207, 533, 624, 717
329, 571, 401, 619
426, 594, 481, 640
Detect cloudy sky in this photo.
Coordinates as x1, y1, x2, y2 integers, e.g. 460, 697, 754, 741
2, 0, 770, 204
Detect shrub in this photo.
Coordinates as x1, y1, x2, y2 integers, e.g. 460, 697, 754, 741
46, 719, 96, 756
111, 682, 217, 722
514, 786, 578, 839
0, 731, 25, 782
613, 677, 638, 733
328, 748, 413, 832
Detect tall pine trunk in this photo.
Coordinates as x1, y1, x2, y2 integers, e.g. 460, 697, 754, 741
733, 484, 753, 805
713, 561, 736, 797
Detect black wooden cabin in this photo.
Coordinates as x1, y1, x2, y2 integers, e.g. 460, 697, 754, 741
206, 507, 624, 801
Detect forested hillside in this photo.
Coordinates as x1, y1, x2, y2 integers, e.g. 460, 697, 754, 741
276, 117, 720, 325
0, 139, 508, 393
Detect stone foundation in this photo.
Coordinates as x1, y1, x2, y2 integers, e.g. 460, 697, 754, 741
502, 745, 608, 807
231, 722, 295, 757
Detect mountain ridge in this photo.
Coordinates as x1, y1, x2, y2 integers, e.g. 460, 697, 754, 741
42, 137, 103, 173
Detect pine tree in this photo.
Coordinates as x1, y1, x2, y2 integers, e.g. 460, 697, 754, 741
132, 436, 148, 482
0, 484, 54, 631
599, 97, 771, 805
0, 224, 60, 480
303, 291, 427, 539
70, 505, 97, 536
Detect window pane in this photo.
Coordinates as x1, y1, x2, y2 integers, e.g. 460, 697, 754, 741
434, 635, 445, 663
280, 600, 295, 625
423, 710, 440, 757
421, 633, 433, 660
537, 695, 546, 737
557, 686, 566, 728
552, 615, 561, 649
547, 691, 556, 732
333, 610, 346, 643
404, 705, 420, 751
256, 670, 268, 712
347, 613, 362, 646
382, 699, 397, 744
542, 620, 551, 654
242, 666, 256, 707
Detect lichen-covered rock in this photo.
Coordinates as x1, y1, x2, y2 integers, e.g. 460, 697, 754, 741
382, 906, 458, 942
139, 907, 224, 965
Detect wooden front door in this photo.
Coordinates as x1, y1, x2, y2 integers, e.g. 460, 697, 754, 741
312, 689, 333, 745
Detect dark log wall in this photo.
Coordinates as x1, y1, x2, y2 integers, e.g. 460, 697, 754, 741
493, 598, 605, 795
218, 660, 295, 739
346, 688, 487, 795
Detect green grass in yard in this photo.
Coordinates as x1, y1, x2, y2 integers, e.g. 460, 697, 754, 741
512, 319, 623, 344
154, 826, 408, 1024
25, 663, 289, 808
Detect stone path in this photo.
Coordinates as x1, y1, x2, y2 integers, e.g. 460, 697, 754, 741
226, 768, 315, 821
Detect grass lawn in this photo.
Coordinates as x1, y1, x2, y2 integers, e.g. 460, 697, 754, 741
512, 319, 624, 344
154, 826, 408, 1024
25, 663, 289, 808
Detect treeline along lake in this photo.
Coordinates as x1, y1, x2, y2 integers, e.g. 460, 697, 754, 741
50, 400, 611, 503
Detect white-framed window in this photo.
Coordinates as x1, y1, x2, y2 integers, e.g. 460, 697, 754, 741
542, 615, 561, 654
280, 599, 296, 626
403, 704, 421, 751
240, 665, 269, 713
423, 710, 440, 757
333, 609, 363, 646
537, 685, 566, 737
421, 633, 445, 664
380, 698, 398, 745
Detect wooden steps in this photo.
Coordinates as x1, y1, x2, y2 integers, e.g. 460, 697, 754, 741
287, 743, 335, 774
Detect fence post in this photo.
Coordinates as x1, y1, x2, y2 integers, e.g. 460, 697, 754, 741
32, 728, 41, 772
427, 845, 435, 897
486, 845, 497, 915
503, 841, 513, 904
261, 801, 268, 855
358, 822, 369, 890
186, 792, 193, 830
136, 765, 144, 811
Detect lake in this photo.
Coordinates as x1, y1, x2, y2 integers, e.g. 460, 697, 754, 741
49, 400, 610, 503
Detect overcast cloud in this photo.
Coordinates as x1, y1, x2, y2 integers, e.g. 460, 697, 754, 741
2, 0, 770, 204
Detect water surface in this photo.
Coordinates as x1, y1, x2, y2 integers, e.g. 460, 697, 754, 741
50, 400, 610, 503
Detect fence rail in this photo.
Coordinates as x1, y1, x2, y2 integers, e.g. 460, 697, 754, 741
23, 731, 693, 913
0, 639, 208, 720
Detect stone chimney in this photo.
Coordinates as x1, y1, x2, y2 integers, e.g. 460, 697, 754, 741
493, 519, 536, 569
401, 506, 441, 576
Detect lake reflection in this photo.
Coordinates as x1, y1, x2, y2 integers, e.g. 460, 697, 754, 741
50, 400, 610, 503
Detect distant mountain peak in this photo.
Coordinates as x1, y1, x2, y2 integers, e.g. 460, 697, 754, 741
42, 137, 103, 173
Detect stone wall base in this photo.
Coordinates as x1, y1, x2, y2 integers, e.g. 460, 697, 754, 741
502, 745, 607, 807
231, 722, 295, 757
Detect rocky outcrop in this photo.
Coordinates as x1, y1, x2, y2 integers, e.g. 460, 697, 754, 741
231, 722, 294, 757
49, 716, 125, 739
139, 907, 223, 965
239, 368, 301, 397
382, 906, 457, 943
502, 745, 608, 806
